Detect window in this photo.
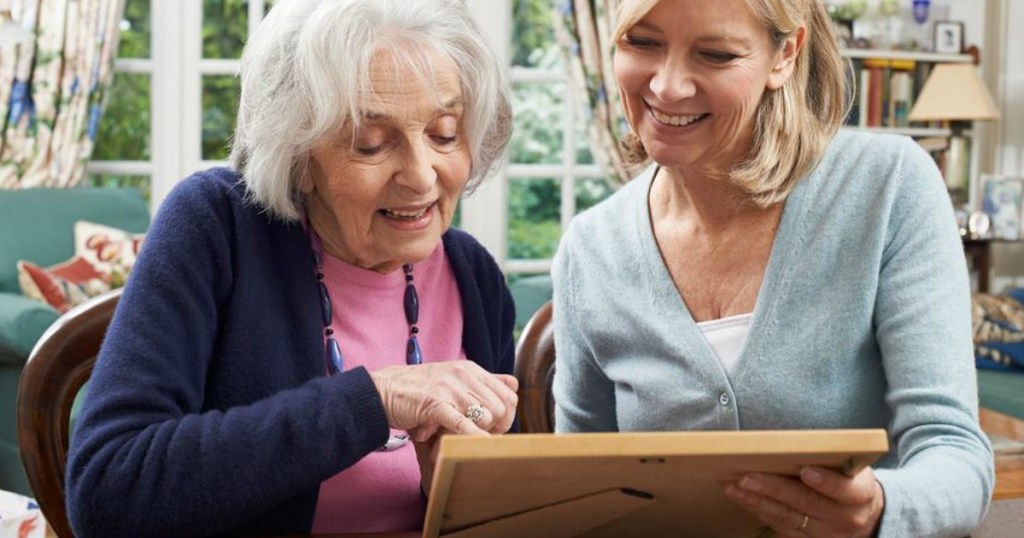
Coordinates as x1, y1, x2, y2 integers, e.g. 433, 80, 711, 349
86, 0, 153, 199
90, 0, 612, 281
87, 0, 273, 209
462, 0, 614, 277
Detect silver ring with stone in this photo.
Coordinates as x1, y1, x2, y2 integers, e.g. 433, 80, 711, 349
465, 403, 486, 423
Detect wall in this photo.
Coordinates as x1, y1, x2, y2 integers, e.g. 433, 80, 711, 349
989, 0, 1024, 293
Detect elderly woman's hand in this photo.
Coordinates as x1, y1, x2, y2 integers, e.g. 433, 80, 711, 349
370, 361, 518, 442
723, 465, 884, 537
414, 434, 442, 494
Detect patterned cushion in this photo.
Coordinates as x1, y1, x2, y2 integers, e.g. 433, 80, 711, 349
972, 289, 1024, 371
74, 220, 145, 287
16, 256, 110, 313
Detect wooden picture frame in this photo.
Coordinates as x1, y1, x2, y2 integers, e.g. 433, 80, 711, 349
423, 430, 889, 538
934, 21, 964, 54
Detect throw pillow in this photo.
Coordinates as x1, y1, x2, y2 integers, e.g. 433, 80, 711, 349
74, 220, 145, 287
973, 289, 1024, 371
17, 256, 111, 313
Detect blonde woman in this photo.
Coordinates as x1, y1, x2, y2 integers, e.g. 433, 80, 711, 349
552, 0, 993, 536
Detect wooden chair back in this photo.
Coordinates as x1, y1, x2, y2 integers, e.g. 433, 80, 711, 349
17, 289, 121, 538
17, 290, 557, 535
513, 301, 556, 433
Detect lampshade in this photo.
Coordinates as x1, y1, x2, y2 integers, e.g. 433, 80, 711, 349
908, 63, 1000, 122
0, 10, 33, 48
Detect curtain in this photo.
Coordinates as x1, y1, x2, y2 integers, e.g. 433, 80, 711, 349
553, 0, 634, 187
0, 0, 125, 189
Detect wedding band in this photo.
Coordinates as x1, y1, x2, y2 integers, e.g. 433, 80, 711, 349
798, 514, 809, 530
465, 403, 486, 423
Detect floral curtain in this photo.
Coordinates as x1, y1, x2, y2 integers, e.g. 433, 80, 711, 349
0, 0, 125, 189
553, 0, 633, 187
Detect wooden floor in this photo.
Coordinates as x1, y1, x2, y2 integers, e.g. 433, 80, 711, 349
979, 407, 1024, 500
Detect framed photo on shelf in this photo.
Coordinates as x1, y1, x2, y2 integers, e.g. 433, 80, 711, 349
934, 21, 964, 54
980, 176, 1024, 240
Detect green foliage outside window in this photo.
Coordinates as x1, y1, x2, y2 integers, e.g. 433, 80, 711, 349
117, 0, 150, 58
203, 0, 248, 59
202, 76, 241, 161
92, 72, 150, 162
509, 179, 561, 260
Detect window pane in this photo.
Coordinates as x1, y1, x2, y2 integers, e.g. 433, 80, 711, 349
512, 0, 559, 69
85, 174, 152, 203
119, 0, 151, 58
203, 0, 248, 59
575, 177, 615, 214
575, 114, 595, 165
511, 82, 565, 165
93, 73, 151, 161
508, 178, 561, 260
202, 75, 241, 161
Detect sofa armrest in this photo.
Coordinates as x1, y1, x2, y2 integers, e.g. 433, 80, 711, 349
0, 292, 59, 365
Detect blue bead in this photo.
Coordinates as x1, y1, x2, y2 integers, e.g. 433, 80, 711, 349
407, 336, 422, 365
327, 337, 343, 374
404, 284, 419, 324
317, 282, 332, 326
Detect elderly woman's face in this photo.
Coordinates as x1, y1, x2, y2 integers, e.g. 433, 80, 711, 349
613, 0, 799, 171
302, 53, 470, 272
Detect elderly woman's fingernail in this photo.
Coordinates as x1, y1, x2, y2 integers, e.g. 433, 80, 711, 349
802, 467, 823, 485
739, 476, 763, 492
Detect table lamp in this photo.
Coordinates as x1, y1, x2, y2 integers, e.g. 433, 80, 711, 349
907, 63, 1000, 192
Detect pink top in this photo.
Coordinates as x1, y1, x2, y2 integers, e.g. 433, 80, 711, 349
311, 242, 464, 533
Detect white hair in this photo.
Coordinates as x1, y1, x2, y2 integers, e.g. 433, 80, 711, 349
230, 0, 512, 220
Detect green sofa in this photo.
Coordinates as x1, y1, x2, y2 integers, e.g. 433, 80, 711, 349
0, 187, 149, 495
977, 369, 1024, 423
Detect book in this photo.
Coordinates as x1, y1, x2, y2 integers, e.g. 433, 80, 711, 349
423, 429, 889, 538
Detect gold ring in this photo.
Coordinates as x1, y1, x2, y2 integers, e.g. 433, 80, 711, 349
799, 514, 809, 530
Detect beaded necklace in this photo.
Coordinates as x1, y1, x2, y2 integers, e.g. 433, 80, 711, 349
306, 218, 419, 452
306, 218, 423, 374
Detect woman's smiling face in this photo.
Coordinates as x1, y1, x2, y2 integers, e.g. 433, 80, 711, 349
613, 0, 798, 172
302, 51, 470, 273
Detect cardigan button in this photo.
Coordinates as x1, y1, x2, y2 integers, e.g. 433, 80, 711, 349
718, 393, 731, 406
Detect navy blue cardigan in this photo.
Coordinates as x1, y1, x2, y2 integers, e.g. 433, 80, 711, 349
65, 168, 516, 537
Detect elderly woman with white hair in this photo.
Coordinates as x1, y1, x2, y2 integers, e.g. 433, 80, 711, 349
65, 0, 515, 535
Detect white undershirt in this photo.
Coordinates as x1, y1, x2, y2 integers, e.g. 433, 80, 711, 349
696, 313, 753, 374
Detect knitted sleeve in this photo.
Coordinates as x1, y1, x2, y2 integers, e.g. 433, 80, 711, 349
65, 170, 389, 538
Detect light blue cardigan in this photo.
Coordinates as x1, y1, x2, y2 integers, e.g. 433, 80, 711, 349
552, 130, 994, 537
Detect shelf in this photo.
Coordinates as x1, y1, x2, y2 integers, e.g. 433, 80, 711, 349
840, 126, 952, 137
840, 48, 974, 63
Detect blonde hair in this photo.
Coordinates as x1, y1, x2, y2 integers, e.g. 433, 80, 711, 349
230, 0, 512, 220
614, 0, 848, 206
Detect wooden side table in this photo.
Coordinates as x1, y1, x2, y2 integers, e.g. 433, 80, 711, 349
963, 238, 993, 293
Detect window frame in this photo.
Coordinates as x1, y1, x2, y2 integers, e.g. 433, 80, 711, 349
89, 0, 598, 275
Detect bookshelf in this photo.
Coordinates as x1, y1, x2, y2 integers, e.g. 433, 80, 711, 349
839, 48, 979, 206
840, 48, 974, 63
841, 48, 974, 130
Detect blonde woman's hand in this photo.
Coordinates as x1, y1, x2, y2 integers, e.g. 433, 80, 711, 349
370, 361, 518, 442
724, 465, 884, 537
